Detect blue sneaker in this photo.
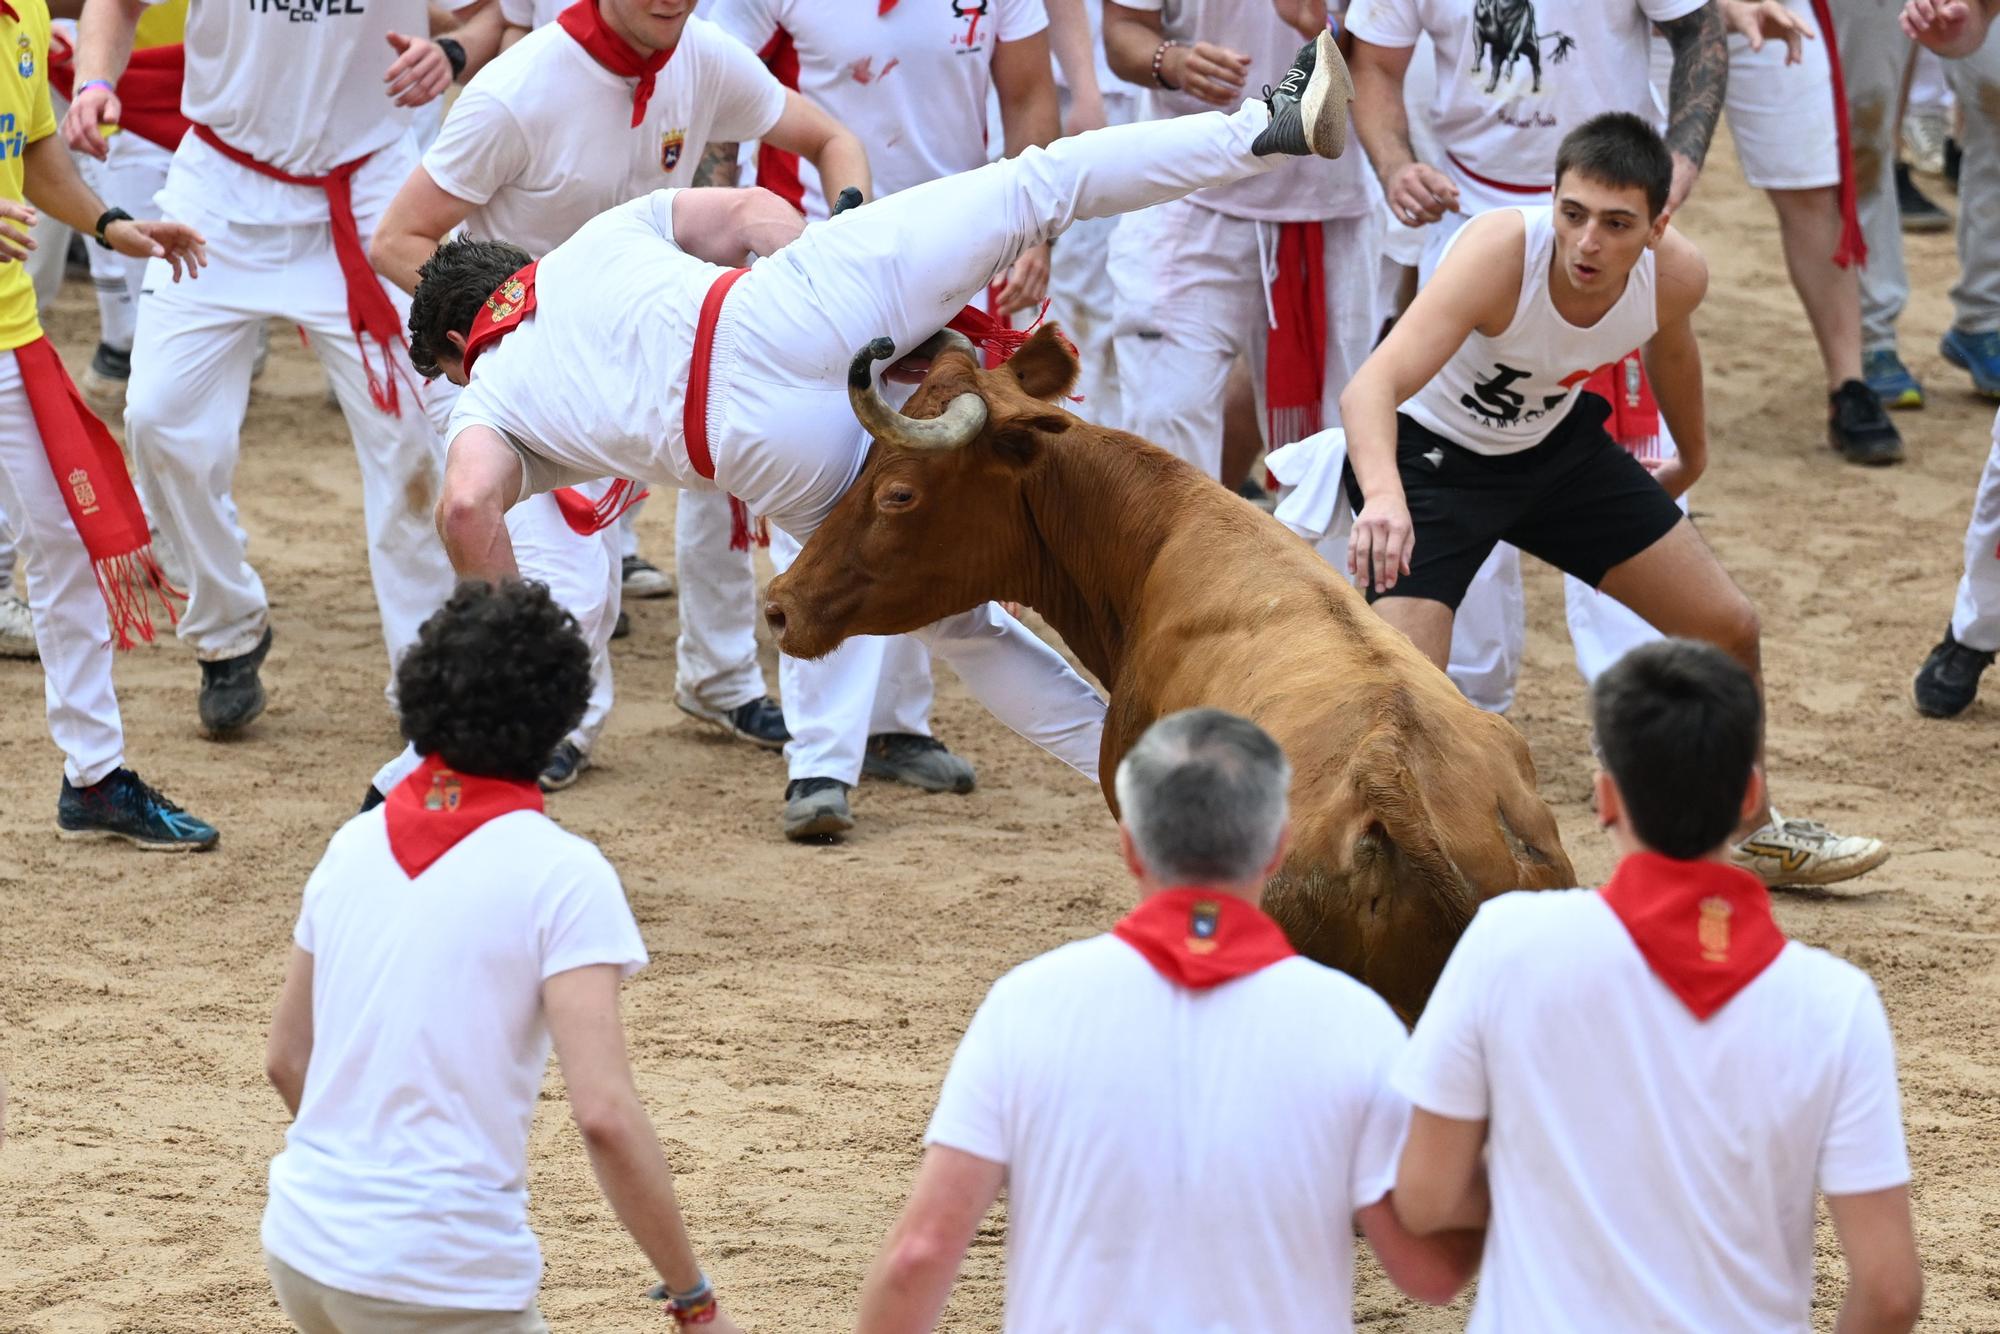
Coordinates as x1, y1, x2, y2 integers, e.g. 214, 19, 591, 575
1940, 327, 2000, 398
58, 768, 220, 851
1863, 348, 1924, 409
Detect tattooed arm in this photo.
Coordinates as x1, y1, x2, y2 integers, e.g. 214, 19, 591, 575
693, 142, 743, 190
1657, 0, 1728, 216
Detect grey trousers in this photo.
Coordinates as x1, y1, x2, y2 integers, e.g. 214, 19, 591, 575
267, 1253, 551, 1333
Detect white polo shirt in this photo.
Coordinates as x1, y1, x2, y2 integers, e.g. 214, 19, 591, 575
1397, 889, 1911, 1334
926, 933, 1410, 1333
261, 806, 647, 1309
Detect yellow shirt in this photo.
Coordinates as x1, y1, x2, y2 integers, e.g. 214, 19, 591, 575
0, 0, 55, 352
133, 0, 187, 52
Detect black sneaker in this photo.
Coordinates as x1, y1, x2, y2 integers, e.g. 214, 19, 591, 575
1897, 163, 1950, 234
1827, 380, 1904, 465
621, 554, 674, 599
82, 342, 132, 405
864, 733, 977, 794
538, 739, 590, 792
1251, 30, 1353, 160
1946, 136, 1962, 190
783, 776, 854, 841
1913, 627, 1994, 718
675, 691, 790, 749
58, 768, 219, 851
611, 610, 631, 640
199, 626, 273, 735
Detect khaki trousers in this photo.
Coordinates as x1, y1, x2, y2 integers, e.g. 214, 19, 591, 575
266, 1252, 550, 1333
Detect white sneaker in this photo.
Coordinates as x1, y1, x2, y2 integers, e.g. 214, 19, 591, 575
1729, 810, 1889, 890
0, 593, 37, 659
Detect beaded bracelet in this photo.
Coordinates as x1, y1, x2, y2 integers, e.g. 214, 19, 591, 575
665, 1289, 718, 1326
77, 78, 115, 97
1150, 38, 1182, 90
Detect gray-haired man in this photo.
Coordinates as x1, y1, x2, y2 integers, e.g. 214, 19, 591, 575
855, 709, 1481, 1333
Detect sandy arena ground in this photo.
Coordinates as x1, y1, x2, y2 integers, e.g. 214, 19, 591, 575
3, 138, 1999, 1332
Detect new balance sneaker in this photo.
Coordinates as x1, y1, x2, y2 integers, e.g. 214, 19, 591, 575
1913, 626, 1995, 718
1728, 811, 1889, 890
1827, 379, 1904, 465
783, 777, 854, 841
675, 692, 790, 749
863, 733, 976, 794
538, 739, 590, 792
1862, 348, 1923, 410
1896, 162, 1950, 233
1940, 327, 2000, 398
199, 626, 273, 735
80, 342, 131, 408
622, 554, 675, 599
1251, 30, 1354, 160
58, 768, 219, 851
0, 592, 36, 659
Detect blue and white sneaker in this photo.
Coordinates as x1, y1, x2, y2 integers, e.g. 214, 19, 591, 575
1863, 348, 1923, 409
1940, 327, 2000, 398
58, 768, 220, 851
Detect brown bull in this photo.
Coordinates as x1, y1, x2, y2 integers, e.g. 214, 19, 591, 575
764, 326, 1577, 1017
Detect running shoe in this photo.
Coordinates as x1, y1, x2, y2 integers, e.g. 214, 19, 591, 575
58, 768, 219, 851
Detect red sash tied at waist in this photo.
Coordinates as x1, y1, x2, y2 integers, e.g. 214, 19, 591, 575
684, 266, 750, 482
191, 125, 408, 417
1446, 153, 1549, 198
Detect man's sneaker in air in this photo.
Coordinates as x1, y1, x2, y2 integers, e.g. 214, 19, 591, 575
1904, 109, 1948, 175
1940, 327, 2000, 398
0, 592, 36, 659
58, 768, 219, 851
199, 626, 273, 735
1896, 163, 1950, 233
1251, 30, 1353, 160
539, 739, 590, 792
783, 777, 854, 841
1728, 811, 1889, 890
864, 733, 976, 794
622, 554, 675, 599
1862, 348, 1923, 410
1827, 380, 1904, 465
80, 341, 131, 407
1913, 626, 1995, 718
675, 692, 790, 749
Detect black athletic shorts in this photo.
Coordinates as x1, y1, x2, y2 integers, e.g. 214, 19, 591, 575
1342, 395, 1685, 610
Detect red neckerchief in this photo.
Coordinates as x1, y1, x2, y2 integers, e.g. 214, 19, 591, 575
1112, 888, 1297, 989
0, 3, 19, 22
1265, 221, 1327, 448
383, 753, 544, 879
14, 337, 184, 648
557, 0, 674, 128
1599, 851, 1786, 1021
1580, 350, 1661, 459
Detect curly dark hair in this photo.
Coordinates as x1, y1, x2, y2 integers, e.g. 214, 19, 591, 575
407, 236, 533, 378
395, 580, 592, 781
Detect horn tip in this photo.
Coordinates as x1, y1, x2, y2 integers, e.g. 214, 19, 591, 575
848, 336, 897, 390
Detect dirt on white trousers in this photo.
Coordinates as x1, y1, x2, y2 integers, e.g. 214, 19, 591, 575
1947, 410, 2000, 654
123, 134, 454, 680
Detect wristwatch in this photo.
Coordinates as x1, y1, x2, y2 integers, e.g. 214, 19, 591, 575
93, 207, 133, 249
437, 36, 467, 82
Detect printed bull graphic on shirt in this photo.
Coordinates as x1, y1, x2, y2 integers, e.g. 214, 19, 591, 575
951, 0, 988, 47
1468, 0, 1576, 95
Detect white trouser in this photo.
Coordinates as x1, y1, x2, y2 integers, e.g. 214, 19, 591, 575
0, 348, 124, 785
767, 527, 935, 784
127, 182, 454, 670
1836, 0, 2000, 348
672, 488, 772, 711
1108, 200, 1381, 479
1046, 89, 1136, 430
706, 104, 1289, 779
1950, 410, 2000, 653
0, 499, 16, 587
83, 132, 174, 353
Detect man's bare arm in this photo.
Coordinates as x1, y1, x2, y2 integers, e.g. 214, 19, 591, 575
438, 0, 507, 80
436, 426, 524, 582
1827, 1186, 1923, 1334
669, 186, 807, 265
1657, 1, 1729, 213
1045, 0, 1107, 132
1351, 38, 1459, 228
763, 90, 871, 201
1640, 231, 1711, 498
1393, 1108, 1492, 1236
855, 1146, 1007, 1334
1901, 0, 1999, 57
370, 167, 479, 294
60, 0, 145, 159
264, 947, 316, 1118
1357, 1194, 1483, 1305
991, 32, 1061, 315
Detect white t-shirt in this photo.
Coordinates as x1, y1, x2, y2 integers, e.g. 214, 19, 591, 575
426, 16, 786, 258
1344, 0, 1698, 190
499, 0, 563, 30
1121, 0, 1372, 221
926, 934, 1410, 1333
450, 190, 726, 495
261, 807, 647, 1310
1397, 889, 1911, 1334
709, 0, 1049, 219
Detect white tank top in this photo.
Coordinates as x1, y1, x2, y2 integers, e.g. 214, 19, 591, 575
1404, 206, 1658, 457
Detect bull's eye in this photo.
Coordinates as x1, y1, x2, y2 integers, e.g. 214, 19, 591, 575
878, 482, 918, 512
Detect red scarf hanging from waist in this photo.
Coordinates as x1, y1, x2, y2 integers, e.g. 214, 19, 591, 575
1266, 221, 1327, 448
1806, 0, 1866, 267
1599, 851, 1786, 1020
383, 752, 544, 878
191, 125, 408, 416
14, 338, 184, 648
557, 0, 674, 128
1112, 887, 1296, 989
49, 35, 190, 153
1578, 349, 1661, 458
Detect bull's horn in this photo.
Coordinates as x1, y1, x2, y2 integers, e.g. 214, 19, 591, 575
847, 334, 988, 453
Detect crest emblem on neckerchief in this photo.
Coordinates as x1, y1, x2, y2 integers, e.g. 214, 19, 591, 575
1185, 899, 1221, 955
1697, 896, 1732, 963
486, 277, 527, 322
424, 769, 464, 812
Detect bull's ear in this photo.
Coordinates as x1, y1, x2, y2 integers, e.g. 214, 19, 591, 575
991, 411, 1069, 465
1004, 324, 1081, 402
